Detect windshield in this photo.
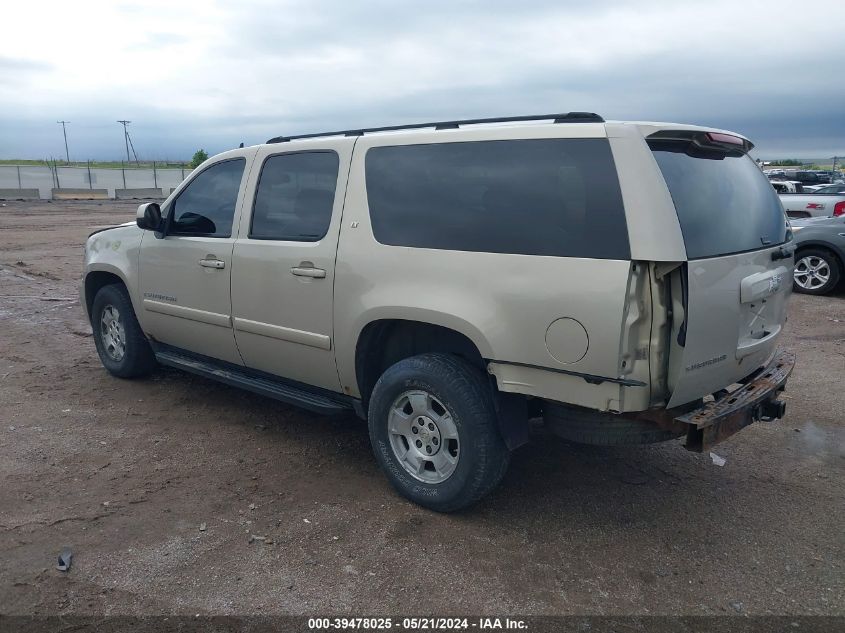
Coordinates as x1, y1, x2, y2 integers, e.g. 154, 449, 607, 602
649, 140, 789, 259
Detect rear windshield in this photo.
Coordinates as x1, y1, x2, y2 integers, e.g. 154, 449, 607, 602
365, 138, 630, 259
649, 140, 788, 259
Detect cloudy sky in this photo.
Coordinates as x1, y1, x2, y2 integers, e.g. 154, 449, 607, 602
1, 0, 843, 161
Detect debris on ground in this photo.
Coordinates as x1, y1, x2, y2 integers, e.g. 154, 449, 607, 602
56, 548, 73, 572
248, 534, 266, 544
199, 523, 207, 532
710, 452, 727, 467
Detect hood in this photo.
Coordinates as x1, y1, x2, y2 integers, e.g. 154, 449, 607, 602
88, 220, 136, 238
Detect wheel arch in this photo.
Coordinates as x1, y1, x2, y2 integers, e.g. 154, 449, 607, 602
84, 267, 130, 323
355, 319, 487, 407
353, 318, 530, 450
794, 241, 845, 269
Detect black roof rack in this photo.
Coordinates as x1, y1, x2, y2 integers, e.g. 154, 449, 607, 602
266, 111, 604, 144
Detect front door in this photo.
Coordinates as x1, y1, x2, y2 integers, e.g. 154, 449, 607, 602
138, 155, 252, 365
230, 140, 354, 391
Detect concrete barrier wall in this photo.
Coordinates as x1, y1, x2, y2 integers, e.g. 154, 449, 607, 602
51, 188, 110, 200
0, 188, 40, 200
115, 188, 165, 199
0, 165, 192, 199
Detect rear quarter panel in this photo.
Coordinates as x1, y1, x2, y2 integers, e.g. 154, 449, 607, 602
333, 125, 637, 411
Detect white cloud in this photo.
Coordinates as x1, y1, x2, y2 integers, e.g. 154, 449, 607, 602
1, 0, 842, 158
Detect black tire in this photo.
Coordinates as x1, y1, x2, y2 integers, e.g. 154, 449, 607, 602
545, 403, 683, 446
367, 353, 510, 512
793, 248, 842, 295
91, 283, 156, 378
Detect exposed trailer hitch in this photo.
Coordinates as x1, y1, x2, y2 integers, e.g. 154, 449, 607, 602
676, 350, 795, 452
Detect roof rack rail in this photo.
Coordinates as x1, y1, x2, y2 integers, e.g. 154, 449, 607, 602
266, 111, 604, 144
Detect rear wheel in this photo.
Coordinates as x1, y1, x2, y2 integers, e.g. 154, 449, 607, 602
793, 248, 841, 295
91, 284, 156, 378
367, 353, 510, 512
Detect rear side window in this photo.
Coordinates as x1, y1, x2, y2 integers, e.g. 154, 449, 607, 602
649, 141, 788, 259
365, 139, 630, 259
250, 151, 339, 241
170, 158, 245, 237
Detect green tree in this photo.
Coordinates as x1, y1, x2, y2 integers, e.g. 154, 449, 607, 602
189, 149, 209, 168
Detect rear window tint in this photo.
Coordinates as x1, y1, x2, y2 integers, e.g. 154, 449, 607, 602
250, 151, 339, 241
365, 139, 630, 259
649, 141, 788, 259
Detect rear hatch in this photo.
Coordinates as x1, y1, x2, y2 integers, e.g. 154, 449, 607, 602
647, 131, 793, 408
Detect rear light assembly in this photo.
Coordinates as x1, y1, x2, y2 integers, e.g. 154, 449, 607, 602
705, 132, 745, 146
834, 201, 845, 217
647, 129, 754, 154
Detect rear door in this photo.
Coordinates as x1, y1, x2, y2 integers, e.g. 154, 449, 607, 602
647, 133, 793, 407
229, 139, 354, 391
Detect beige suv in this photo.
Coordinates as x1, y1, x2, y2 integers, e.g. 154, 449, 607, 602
81, 112, 795, 511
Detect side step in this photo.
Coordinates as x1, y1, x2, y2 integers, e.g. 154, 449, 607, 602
155, 349, 352, 416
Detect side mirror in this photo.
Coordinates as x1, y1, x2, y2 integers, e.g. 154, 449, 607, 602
136, 202, 162, 231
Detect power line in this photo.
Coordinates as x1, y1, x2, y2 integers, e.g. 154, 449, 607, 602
57, 121, 70, 163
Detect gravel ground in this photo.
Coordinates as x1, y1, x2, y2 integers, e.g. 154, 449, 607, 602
0, 200, 843, 617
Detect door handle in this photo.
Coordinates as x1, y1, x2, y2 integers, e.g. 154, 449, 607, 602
199, 258, 225, 269
291, 266, 326, 278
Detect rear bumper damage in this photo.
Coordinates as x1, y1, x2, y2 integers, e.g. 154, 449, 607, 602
676, 349, 795, 452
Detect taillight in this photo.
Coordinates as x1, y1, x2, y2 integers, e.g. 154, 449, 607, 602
835, 201, 845, 217
705, 132, 744, 146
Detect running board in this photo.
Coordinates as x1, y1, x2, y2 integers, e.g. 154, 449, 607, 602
154, 349, 352, 416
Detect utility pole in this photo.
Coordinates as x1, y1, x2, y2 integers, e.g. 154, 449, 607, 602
57, 121, 70, 163
117, 120, 131, 163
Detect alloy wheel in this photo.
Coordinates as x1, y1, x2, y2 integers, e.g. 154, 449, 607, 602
387, 390, 460, 483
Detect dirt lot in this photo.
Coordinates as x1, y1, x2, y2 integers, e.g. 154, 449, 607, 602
1, 200, 843, 617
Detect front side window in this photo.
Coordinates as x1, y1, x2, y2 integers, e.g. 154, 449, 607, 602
250, 151, 339, 241
170, 158, 245, 237
364, 139, 630, 259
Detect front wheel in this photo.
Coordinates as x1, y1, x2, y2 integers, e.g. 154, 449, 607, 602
367, 353, 510, 512
793, 248, 841, 295
91, 283, 157, 378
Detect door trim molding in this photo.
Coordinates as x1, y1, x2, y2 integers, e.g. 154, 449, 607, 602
143, 299, 231, 328
233, 317, 331, 350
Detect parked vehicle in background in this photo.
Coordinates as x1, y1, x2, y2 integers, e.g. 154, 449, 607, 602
778, 189, 845, 218
810, 184, 845, 194
80, 113, 794, 511
771, 181, 802, 194
784, 170, 823, 185
790, 216, 845, 294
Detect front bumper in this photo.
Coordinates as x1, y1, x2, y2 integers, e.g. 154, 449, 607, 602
677, 349, 795, 452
